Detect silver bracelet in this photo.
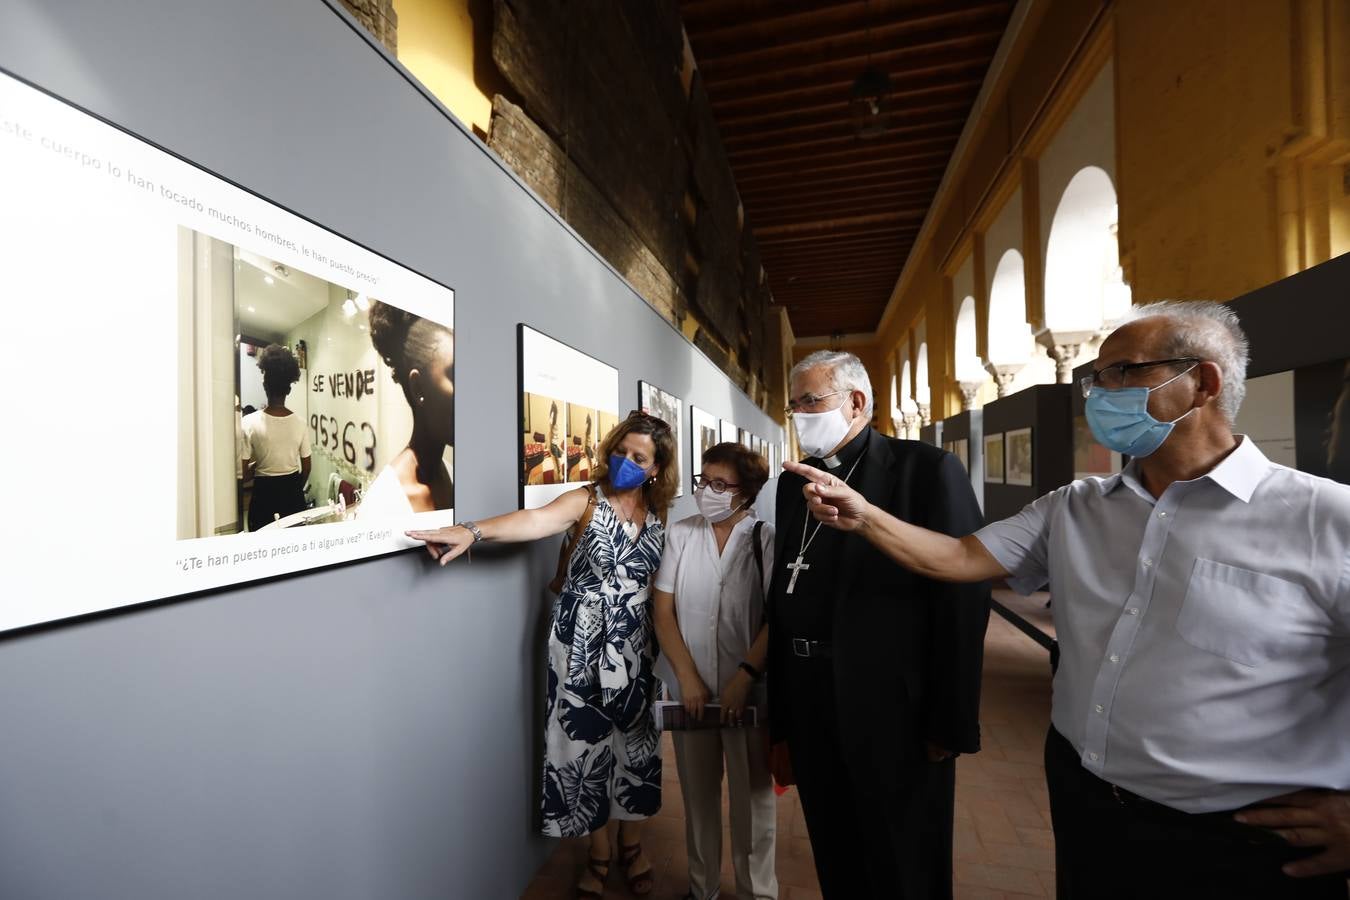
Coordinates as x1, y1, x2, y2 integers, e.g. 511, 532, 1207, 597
461, 520, 484, 543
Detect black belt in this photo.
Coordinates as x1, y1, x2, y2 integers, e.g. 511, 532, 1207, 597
790, 638, 832, 659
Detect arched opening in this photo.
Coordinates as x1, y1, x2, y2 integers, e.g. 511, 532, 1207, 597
954, 296, 984, 384
1044, 166, 1129, 334
986, 249, 1034, 366
900, 358, 917, 415
915, 341, 931, 407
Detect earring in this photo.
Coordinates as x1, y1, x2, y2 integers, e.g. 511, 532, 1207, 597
418, 395, 425, 404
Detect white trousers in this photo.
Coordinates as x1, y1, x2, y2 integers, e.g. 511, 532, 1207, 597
672, 725, 779, 900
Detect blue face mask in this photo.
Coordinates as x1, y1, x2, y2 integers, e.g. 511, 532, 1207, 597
608, 454, 650, 490
1084, 365, 1198, 458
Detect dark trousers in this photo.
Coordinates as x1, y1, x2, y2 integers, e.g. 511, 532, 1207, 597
1045, 726, 1348, 899
783, 653, 955, 900
247, 472, 306, 532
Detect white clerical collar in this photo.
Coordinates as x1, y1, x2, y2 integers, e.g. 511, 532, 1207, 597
823, 453, 844, 470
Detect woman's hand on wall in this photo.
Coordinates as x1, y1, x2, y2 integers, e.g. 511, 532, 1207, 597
406, 525, 476, 566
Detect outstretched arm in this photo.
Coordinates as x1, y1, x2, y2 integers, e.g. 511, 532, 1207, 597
781, 459, 1006, 584
406, 487, 590, 566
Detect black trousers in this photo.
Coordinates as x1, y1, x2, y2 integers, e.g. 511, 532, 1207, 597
247, 472, 306, 532
1045, 726, 1348, 899
783, 652, 955, 900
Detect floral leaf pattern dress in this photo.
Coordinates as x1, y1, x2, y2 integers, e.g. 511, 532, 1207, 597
541, 487, 665, 838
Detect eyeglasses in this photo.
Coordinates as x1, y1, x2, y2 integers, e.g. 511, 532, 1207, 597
626, 410, 671, 433
1079, 357, 1201, 399
784, 389, 849, 418
693, 474, 740, 493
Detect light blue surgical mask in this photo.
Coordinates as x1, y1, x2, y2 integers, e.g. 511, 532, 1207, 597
1084, 365, 1198, 458
608, 454, 650, 490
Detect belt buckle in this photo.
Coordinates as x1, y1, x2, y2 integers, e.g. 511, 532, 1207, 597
792, 638, 811, 658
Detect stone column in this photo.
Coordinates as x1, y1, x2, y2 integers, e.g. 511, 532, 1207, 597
1037, 330, 1099, 384
958, 381, 983, 411
986, 362, 1026, 398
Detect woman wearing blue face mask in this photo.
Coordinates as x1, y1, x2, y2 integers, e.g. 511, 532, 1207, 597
408, 411, 678, 899
653, 442, 778, 900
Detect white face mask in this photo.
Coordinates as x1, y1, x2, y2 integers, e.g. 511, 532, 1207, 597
792, 398, 855, 458
694, 485, 745, 523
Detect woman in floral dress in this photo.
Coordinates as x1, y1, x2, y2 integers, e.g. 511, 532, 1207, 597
408, 411, 678, 897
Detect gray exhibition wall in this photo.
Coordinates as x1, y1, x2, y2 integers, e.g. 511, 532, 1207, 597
0, 2, 782, 898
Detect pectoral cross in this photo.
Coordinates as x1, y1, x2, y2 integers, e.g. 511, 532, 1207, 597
785, 555, 810, 594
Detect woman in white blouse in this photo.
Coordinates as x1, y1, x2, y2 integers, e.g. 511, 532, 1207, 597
653, 442, 777, 900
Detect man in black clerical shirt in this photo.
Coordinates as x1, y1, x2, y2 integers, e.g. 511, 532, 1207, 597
767, 350, 990, 899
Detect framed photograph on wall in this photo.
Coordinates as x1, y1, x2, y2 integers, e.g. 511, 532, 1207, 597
1005, 428, 1033, 486
984, 433, 1006, 484
690, 406, 720, 491
518, 325, 619, 509
639, 381, 683, 498
720, 419, 738, 444
0, 69, 458, 633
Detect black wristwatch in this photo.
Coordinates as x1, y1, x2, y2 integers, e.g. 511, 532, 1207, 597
738, 661, 762, 681
460, 520, 484, 543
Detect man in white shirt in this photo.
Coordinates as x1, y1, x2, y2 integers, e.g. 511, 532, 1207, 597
785, 301, 1350, 898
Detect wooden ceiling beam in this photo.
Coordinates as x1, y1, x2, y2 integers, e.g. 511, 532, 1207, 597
683, 0, 1007, 58
756, 210, 924, 239
734, 142, 952, 178
749, 188, 936, 219
716, 79, 984, 134
696, 5, 1015, 82
722, 100, 972, 147
755, 205, 931, 232
740, 168, 943, 199
707, 59, 991, 117
701, 30, 1002, 97
727, 118, 966, 162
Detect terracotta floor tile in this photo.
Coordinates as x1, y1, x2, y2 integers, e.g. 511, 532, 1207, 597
521, 606, 1058, 898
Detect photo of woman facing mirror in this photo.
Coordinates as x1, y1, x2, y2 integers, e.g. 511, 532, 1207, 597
357, 300, 455, 517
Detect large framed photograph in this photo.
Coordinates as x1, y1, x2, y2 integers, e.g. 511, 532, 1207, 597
518, 326, 619, 509
1005, 427, 1033, 486
0, 69, 455, 633
639, 381, 683, 498
690, 406, 720, 491
984, 433, 1006, 484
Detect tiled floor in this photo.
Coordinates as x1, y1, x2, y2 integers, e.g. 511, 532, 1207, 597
521, 591, 1057, 899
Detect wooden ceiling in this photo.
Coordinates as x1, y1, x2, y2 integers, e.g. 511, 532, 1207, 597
680, 0, 1016, 338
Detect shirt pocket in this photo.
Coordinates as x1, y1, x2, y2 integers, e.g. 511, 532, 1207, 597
1175, 558, 1311, 667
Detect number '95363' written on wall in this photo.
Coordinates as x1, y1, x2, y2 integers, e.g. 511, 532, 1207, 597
310, 414, 377, 471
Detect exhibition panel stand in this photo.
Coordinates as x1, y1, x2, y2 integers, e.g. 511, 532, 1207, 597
980, 384, 1073, 523
938, 408, 984, 512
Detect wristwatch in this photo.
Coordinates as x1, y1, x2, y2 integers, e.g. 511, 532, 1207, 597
460, 520, 484, 543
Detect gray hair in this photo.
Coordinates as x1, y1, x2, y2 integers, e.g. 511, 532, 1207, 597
790, 350, 874, 418
1121, 300, 1249, 424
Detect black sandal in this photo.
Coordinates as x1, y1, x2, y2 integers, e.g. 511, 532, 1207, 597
618, 841, 654, 896
577, 855, 610, 899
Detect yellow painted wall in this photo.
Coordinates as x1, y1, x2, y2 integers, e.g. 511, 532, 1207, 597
396, 0, 493, 136
1115, 1, 1293, 302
